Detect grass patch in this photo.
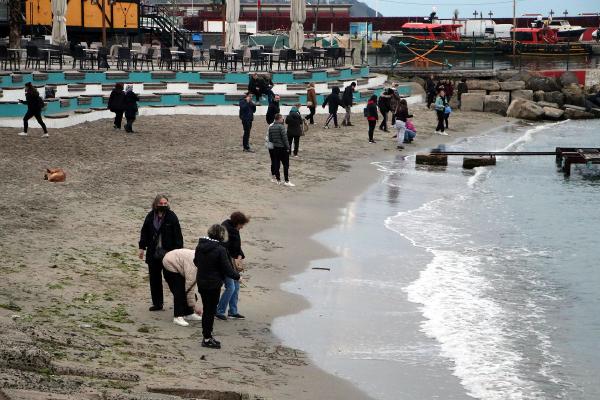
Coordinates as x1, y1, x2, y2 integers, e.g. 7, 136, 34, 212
47, 283, 64, 290
0, 300, 21, 311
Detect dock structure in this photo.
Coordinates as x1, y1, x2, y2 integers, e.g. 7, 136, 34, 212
415, 148, 600, 177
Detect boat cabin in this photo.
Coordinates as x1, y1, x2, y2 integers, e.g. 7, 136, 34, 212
511, 27, 558, 44
401, 23, 462, 41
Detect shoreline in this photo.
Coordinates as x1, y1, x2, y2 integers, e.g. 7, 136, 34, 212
0, 108, 513, 399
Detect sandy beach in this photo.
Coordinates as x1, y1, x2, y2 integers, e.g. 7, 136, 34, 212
0, 105, 510, 399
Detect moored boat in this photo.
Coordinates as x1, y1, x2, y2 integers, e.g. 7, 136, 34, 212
502, 27, 591, 56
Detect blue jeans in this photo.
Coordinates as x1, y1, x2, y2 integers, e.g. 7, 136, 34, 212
404, 129, 416, 142
217, 277, 239, 316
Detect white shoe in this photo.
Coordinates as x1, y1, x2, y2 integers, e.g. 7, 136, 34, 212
18, 132, 28, 136
184, 313, 202, 321
270, 177, 277, 183
41, 133, 49, 138
173, 317, 189, 327
438, 131, 449, 136
284, 181, 296, 187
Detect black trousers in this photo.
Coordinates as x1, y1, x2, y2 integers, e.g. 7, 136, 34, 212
113, 111, 124, 128
379, 109, 388, 131
325, 113, 338, 127
23, 110, 47, 133
147, 259, 164, 307
305, 106, 316, 124
163, 269, 193, 317
436, 110, 445, 132
272, 147, 290, 182
427, 93, 435, 108
288, 135, 300, 156
268, 149, 276, 176
368, 120, 376, 141
444, 113, 450, 129
199, 286, 221, 339
125, 118, 135, 132
242, 120, 252, 150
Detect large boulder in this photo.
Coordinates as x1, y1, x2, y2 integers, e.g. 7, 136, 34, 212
533, 90, 545, 102
496, 70, 520, 81
542, 107, 564, 120
461, 93, 485, 112
507, 98, 545, 120
499, 81, 526, 91
527, 76, 561, 92
512, 89, 533, 101
507, 70, 536, 83
563, 105, 594, 119
411, 76, 425, 89
562, 84, 585, 106
466, 79, 501, 92
543, 91, 565, 107
559, 71, 580, 87
484, 93, 510, 115
537, 100, 560, 109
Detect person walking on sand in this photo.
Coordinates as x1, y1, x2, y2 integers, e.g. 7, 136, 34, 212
322, 86, 341, 129
194, 224, 240, 349
305, 83, 317, 125
162, 248, 203, 327
18, 82, 48, 138
341, 82, 356, 126
378, 89, 392, 132
123, 85, 139, 133
285, 104, 303, 157
434, 89, 448, 136
269, 113, 295, 186
365, 95, 378, 144
266, 94, 280, 125
216, 211, 250, 321
108, 83, 126, 130
239, 93, 257, 152
139, 194, 184, 312
457, 78, 468, 109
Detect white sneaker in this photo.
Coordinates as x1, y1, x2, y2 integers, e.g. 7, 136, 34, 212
184, 313, 202, 321
41, 133, 49, 138
438, 131, 449, 136
18, 132, 28, 136
284, 181, 296, 187
173, 317, 189, 327
270, 177, 277, 183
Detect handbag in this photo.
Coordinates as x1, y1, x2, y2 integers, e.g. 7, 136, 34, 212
444, 105, 452, 114
265, 129, 274, 150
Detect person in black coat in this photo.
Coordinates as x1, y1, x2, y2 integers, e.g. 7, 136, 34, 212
377, 89, 392, 132
248, 73, 261, 102
258, 73, 275, 104
108, 82, 126, 130
123, 85, 139, 133
425, 75, 436, 109
239, 93, 257, 152
138, 194, 184, 311
18, 82, 48, 137
216, 211, 250, 320
266, 95, 280, 124
194, 224, 240, 349
322, 86, 341, 129
341, 82, 356, 126
285, 105, 303, 157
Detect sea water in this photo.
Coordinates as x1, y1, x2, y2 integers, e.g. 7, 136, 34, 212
272, 119, 600, 400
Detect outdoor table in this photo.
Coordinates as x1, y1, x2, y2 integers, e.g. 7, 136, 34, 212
261, 52, 278, 71
39, 48, 62, 69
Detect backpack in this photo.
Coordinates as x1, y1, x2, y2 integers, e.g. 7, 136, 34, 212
38, 96, 45, 109
363, 107, 368, 117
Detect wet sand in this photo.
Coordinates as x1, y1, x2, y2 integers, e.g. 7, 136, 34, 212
0, 106, 511, 398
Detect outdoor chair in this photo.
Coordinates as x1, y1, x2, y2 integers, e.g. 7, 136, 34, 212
298, 47, 314, 69
46, 45, 64, 70
0, 45, 16, 70
324, 47, 338, 67
310, 47, 325, 67
116, 47, 132, 70
277, 49, 296, 71
25, 45, 47, 70
344, 48, 355, 65
159, 48, 172, 69
139, 47, 155, 70
249, 49, 264, 71
180, 49, 195, 70
97, 47, 110, 69
232, 49, 245, 71
207, 48, 226, 71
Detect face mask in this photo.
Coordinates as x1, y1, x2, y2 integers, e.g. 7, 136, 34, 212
156, 205, 169, 213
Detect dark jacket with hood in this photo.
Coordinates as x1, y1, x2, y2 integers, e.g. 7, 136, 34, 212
322, 87, 341, 114
285, 108, 303, 137
341, 85, 355, 107
377, 92, 391, 112
108, 89, 126, 112
266, 101, 280, 124
139, 209, 184, 263
23, 90, 44, 113
194, 238, 240, 290
222, 219, 245, 259
124, 91, 139, 119
239, 98, 256, 121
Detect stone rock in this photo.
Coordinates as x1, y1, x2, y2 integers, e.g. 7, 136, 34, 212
416, 154, 448, 166
469, 90, 487, 95
562, 84, 585, 106
589, 108, 600, 118
499, 81, 526, 91
533, 90, 545, 102
463, 156, 496, 169
467, 79, 501, 91
564, 106, 594, 119
527, 76, 561, 92
542, 107, 564, 120
507, 98, 545, 120
507, 70, 536, 83
559, 71, 580, 87
496, 70, 520, 81
460, 93, 485, 112
411, 76, 425, 89
537, 101, 560, 109
543, 91, 565, 107
484, 93, 510, 115
511, 89, 533, 101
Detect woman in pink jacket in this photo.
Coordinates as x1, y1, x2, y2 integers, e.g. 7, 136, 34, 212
162, 249, 203, 327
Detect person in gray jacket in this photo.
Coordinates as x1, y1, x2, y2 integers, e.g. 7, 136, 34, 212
268, 114, 295, 187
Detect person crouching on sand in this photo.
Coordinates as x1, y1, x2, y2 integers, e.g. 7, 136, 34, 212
194, 224, 240, 349
162, 248, 203, 327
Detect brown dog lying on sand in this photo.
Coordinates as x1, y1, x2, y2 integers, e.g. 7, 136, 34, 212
44, 168, 66, 182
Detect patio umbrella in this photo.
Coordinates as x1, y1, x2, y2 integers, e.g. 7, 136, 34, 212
51, 0, 68, 45
225, 0, 240, 51
289, 0, 306, 50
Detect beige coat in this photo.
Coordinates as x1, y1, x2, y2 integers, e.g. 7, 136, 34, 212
162, 248, 198, 308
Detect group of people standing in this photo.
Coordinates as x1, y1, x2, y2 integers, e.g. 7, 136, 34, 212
425, 75, 461, 136
138, 194, 250, 349
108, 83, 140, 133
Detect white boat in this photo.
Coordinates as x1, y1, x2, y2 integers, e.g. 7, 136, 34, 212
543, 19, 586, 41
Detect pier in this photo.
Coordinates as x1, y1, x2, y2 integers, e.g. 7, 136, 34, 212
416, 147, 600, 176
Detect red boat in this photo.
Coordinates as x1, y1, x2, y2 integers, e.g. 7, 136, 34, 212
400, 23, 462, 41
506, 27, 590, 56
511, 27, 558, 44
